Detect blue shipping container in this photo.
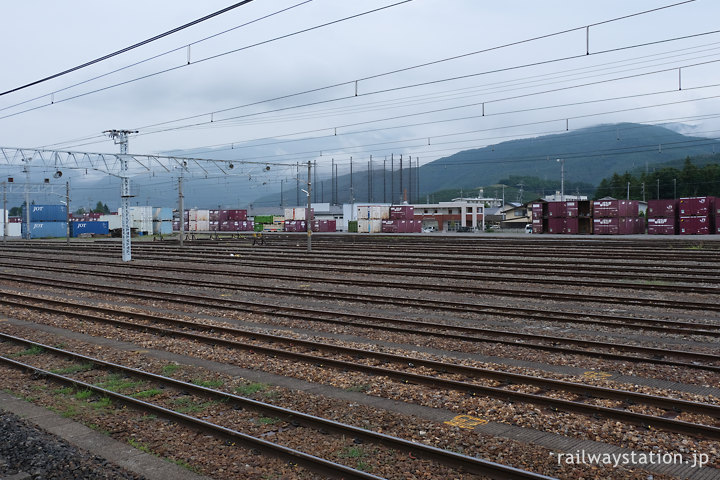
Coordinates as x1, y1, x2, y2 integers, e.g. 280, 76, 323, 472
70, 221, 109, 237
21, 205, 68, 222
21, 222, 68, 239
153, 221, 173, 235
153, 207, 173, 221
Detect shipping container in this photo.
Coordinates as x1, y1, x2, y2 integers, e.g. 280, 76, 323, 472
357, 219, 382, 233
679, 215, 713, 235
209, 210, 220, 222
548, 218, 565, 233
648, 217, 677, 235
22, 204, 68, 222
347, 220, 358, 233
253, 215, 273, 224
531, 218, 544, 234
9, 216, 22, 223
70, 221, 109, 237
3, 223, 21, 237
647, 199, 677, 218
150, 221, 172, 235
564, 217, 579, 234
357, 205, 390, 220
153, 207, 173, 221
228, 209, 247, 221
679, 197, 716, 217
593, 217, 620, 235
547, 202, 566, 218
21, 222, 68, 239
531, 203, 546, 220
390, 205, 415, 220
564, 201, 578, 218
381, 220, 397, 233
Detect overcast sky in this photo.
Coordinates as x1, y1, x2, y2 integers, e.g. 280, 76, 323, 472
2, 0, 720, 186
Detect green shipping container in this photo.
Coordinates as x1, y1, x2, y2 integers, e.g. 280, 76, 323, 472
253, 215, 274, 224
348, 220, 358, 233
253, 223, 264, 232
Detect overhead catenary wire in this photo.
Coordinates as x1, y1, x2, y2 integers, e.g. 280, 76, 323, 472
0, 0, 258, 97
14, 0, 701, 147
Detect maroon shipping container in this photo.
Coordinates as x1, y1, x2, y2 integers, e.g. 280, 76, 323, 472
679, 216, 712, 235
647, 217, 677, 235
531, 219, 543, 233
411, 220, 422, 233
172, 220, 179, 231
209, 221, 219, 231
593, 200, 618, 218
647, 199, 677, 218
390, 205, 415, 220
547, 202, 566, 218
717, 215, 720, 234
209, 210, 219, 222
679, 197, 715, 216
564, 217, 579, 234
593, 217, 620, 235
564, 201, 578, 218
239, 221, 254, 231
398, 220, 409, 233
548, 218, 564, 233
381, 220, 397, 233
619, 200, 639, 217
227, 209, 248, 221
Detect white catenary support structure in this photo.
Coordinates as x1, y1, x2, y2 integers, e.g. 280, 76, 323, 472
104, 129, 138, 262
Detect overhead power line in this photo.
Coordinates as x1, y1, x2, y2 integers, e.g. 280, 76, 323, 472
0, 0, 257, 97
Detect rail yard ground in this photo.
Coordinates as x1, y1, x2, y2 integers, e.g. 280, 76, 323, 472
0, 233, 718, 479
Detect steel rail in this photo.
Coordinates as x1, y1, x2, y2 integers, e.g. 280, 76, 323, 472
2, 282, 719, 373
0, 333, 556, 480
0, 253, 718, 314
1, 261, 717, 337
0, 355, 384, 480
2, 297, 720, 439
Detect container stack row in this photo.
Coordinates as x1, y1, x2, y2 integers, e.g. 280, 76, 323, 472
21, 205, 68, 239
547, 200, 592, 234
380, 205, 420, 233
357, 205, 390, 234
647, 199, 678, 235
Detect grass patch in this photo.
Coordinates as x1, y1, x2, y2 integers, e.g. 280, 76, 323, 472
339, 446, 366, 459
255, 416, 279, 425
53, 386, 74, 395
235, 383, 268, 396
131, 388, 163, 399
91, 397, 112, 410
74, 389, 93, 400
345, 384, 370, 393
9, 346, 44, 357
172, 397, 216, 414
128, 438, 153, 454
95, 373, 143, 393
192, 378, 224, 389
50, 363, 94, 375
161, 364, 180, 376
61, 404, 80, 418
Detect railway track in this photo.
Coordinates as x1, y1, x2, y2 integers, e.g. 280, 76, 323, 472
1, 253, 719, 313
2, 279, 719, 373
2, 291, 720, 441
0, 333, 557, 480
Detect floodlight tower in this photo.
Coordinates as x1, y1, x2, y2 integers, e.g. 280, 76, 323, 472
104, 129, 138, 262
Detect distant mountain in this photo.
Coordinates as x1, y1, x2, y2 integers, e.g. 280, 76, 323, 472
253, 122, 720, 206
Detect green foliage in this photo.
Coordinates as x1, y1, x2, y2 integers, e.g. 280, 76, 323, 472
191, 378, 224, 388
594, 157, 720, 200
235, 382, 268, 396
92, 201, 110, 214
50, 363, 94, 375
9, 346, 45, 357
161, 363, 180, 376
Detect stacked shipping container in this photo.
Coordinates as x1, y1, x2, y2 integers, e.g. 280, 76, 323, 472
357, 205, 390, 233
380, 205, 420, 233
592, 200, 643, 235
21, 205, 68, 239
679, 197, 715, 235
647, 199, 678, 235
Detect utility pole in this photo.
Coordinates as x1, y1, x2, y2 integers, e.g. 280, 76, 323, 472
399, 155, 403, 203
178, 167, 185, 247
390, 154, 394, 205
350, 156, 353, 203
280, 179, 284, 207
296, 162, 299, 206
104, 129, 138, 262
383, 157, 386, 203
2, 181, 6, 244
24, 159, 30, 240
556, 158, 565, 202
408, 156, 412, 205
66, 181, 70, 246
313, 160, 317, 203
306, 160, 312, 253
331, 158, 335, 205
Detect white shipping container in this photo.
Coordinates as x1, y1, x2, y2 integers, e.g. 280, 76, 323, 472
357, 206, 370, 219
195, 209, 210, 222
98, 214, 122, 230
371, 206, 390, 219
284, 208, 295, 220
7, 223, 21, 237
357, 219, 382, 233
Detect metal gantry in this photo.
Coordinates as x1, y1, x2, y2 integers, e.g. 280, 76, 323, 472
0, 144, 288, 261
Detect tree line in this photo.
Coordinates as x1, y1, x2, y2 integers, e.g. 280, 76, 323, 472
594, 158, 720, 200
